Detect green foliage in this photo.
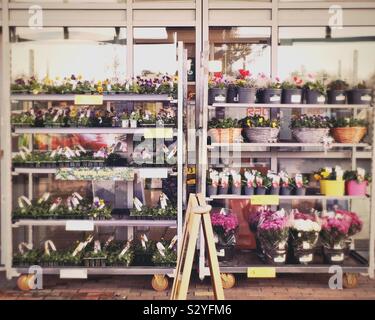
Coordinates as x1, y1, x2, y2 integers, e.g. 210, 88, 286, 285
241, 115, 280, 128
343, 170, 371, 183
290, 114, 331, 129
208, 117, 241, 129
327, 79, 349, 91
303, 80, 326, 95
331, 117, 367, 128
352, 81, 369, 90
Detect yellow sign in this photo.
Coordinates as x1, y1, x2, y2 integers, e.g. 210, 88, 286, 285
144, 128, 174, 139
247, 267, 276, 278
74, 95, 103, 105
250, 195, 280, 205
186, 167, 196, 175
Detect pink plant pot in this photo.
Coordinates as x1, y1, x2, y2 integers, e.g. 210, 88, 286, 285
346, 180, 367, 196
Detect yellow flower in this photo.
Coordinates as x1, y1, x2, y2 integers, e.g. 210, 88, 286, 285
321, 171, 330, 178
97, 86, 103, 94
99, 199, 105, 206
97, 80, 102, 86
314, 174, 321, 181
259, 118, 263, 123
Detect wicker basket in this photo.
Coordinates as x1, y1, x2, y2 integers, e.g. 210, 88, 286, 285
244, 127, 280, 143
208, 128, 243, 143
331, 127, 367, 143
292, 128, 329, 143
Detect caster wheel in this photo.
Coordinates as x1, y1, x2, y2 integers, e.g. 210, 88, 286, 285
151, 274, 169, 292
17, 274, 35, 291
343, 273, 359, 289
221, 273, 235, 289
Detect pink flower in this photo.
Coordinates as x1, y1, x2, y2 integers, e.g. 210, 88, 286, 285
211, 211, 239, 235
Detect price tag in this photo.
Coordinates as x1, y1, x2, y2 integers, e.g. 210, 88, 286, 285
138, 168, 168, 178
60, 269, 88, 279
247, 267, 276, 278
144, 128, 173, 139
66, 220, 94, 231
250, 195, 279, 205
74, 95, 103, 105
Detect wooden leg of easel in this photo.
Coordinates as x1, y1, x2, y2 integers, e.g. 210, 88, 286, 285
175, 213, 201, 300
202, 212, 225, 300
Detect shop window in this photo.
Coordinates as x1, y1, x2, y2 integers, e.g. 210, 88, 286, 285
10, 27, 127, 81
278, 26, 375, 84
209, 27, 271, 77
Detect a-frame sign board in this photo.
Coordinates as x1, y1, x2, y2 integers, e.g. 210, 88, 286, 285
171, 193, 224, 300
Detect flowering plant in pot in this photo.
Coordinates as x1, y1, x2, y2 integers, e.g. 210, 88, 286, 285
347, 81, 373, 105
256, 74, 282, 104
289, 210, 321, 264
243, 169, 257, 195
235, 69, 257, 103
343, 168, 370, 196
255, 172, 271, 195
267, 170, 281, 195
11, 78, 30, 94
207, 169, 220, 197
281, 76, 303, 104
107, 241, 134, 267
290, 173, 309, 195
218, 170, 230, 195
303, 75, 326, 104
257, 209, 290, 264
279, 171, 292, 195
290, 114, 331, 143
208, 117, 242, 143
129, 111, 141, 128
208, 72, 228, 105
230, 169, 242, 195
327, 79, 349, 104
330, 117, 367, 144
211, 208, 239, 262
152, 240, 177, 267
320, 210, 362, 264
226, 78, 238, 103
121, 112, 130, 128
241, 115, 280, 143
11, 112, 35, 127
314, 166, 345, 196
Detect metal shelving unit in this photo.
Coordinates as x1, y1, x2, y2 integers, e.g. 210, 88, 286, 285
199, 100, 375, 288
1, 42, 186, 290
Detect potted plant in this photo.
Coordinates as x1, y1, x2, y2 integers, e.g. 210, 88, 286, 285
330, 117, 367, 144
314, 166, 345, 196
281, 76, 303, 104
235, 69, 256, 103
290, 173, 308, 196
289, 210, 321, 264
255, 172, 271, 195
327, 79, 349, 104
211, 209, 239, 262
257, 209, 289, 264
347, 81, 373, 105
243, 169, 257, 195
290, 114, 331, 143
279, 171, 292, 195
303, 77, 326, 104
230, 170, 242, 195
256, 74, 282, 104
242, 115, 280, 143
218, 170, 230, 195
129, 111, 141, 128
267, 171, 281, 195
152, 240, 177, 267
320, 210, 362, 264
226, 80, 238, 103
131, 236, 156, 266
344, 168, 370, 196
11, 112, 35, 127
11, 78, 30, 94
121, 112, 130, 128
207, 169, 219, 197
208, 117, 242, 143
107, 242, 134, 267
208, 72, 228, 105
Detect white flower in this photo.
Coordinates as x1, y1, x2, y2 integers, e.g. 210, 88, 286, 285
292, 219, 321, 232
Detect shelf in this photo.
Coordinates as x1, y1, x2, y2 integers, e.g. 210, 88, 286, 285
14, 266, 174, 276
12, 218, 177, 228
208, 195, 368, 201
218, 250, 368, 274
13, 127, 178, 135
11, 94, 174, 102
210, 103, 372, 110
208, 142, 371, 149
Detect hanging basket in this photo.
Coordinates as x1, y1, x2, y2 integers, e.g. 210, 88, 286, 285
331, 127, 367, 143
208, 128, 242, 143
292, 128, 329, 143
244, 127, 280, 143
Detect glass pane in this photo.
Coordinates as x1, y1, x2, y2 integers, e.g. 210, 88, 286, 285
209, 27, 271, 77
11, 27, 127, 81
278, 26, 375, 83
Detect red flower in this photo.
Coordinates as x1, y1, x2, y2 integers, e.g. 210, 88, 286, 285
293, 76, 303, 85
239, 69, 250, 78
213, 72, 222, 79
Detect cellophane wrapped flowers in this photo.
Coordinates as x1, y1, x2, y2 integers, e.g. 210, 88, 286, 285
211, 209, 239, 247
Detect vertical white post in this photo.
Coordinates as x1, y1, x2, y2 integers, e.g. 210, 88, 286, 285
1, 0, 14, 278
369, 108, 375, 278
126, 0, 134, 79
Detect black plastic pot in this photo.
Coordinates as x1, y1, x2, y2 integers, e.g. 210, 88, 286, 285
255, 187, 267, 195
226, 86, 238, 103
208, 88, 228, 105
282, 89, 303, 104
347, 89, 373, 105
231, 186, 242, 195
244, 186, 254, 195
238, 87, 256, 103
304, 89, 326, 104
327, 90, 347, 104
218, 186, 229, 195
295, 187, 306, 196
269, 187, 280, 195
257, 88, 282, 104
280, 186, 292, 196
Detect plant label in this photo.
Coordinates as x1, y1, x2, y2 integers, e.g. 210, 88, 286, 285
66, 220, 94, 231
216, 249, 225, 257
60, 269, 88, 279
361, 95, 371, 102
138, 168, 168, 179
336, 94, 345, 101
247, 267, 276, 278
291, 95, 301, 103
270, 95, 280, 102
74, 95, 103, 105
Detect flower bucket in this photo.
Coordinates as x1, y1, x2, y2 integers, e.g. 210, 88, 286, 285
347, 89, 373, 105
281, 88, 303, 104
295, 187, 306, 196
304, 89, 326, 104
244, 127, 280, 143
331, 127, 367, 143
292, 128, 329, 143
327, 89, 346, 104
208, 88, 228, 105
218, 186, 229, 195
231, 186, 242, 195
257, 88, 282, 104
323, 242, 345, 264
280, 186, 292, 195
320, 180, 345, 196
255, 187, 267, 195
226, 86, 238, 103
346, 180, 367, 196
244, 186, 254, 195
269, 187, 280, 195
238, 87, 256, 103
208, 128, 243, 143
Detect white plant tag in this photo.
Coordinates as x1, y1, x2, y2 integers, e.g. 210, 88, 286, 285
331, 253, 344, 261
156, 242, 166, 257
336, 94, 345, 101
300, 254, 313, 263
215, 95, 226, 102
317, 96, 325, 103
274, 255, 286, 263
168, 235, 178, 249
302, 241, 311, 250
291, 95, 301, 103
216, 249, 225, 257
361, 95, 371, 102
133, 197, 143, 212
72, 192, 83, 200
119, 242, 131, 257
160, 193, 169, 209
270, 95, 280, 102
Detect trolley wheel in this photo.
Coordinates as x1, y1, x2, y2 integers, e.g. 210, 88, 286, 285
151, 274, 169, 292
343, 273, 359, 289
17, 274, 35, 291
221, 273, 236, 289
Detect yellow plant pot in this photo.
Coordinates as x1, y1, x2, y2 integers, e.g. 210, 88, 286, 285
320, 180, 345, 196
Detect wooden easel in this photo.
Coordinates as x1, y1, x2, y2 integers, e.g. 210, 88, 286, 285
171, 193, 224, 300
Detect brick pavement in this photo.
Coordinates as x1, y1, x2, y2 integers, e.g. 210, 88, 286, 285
0, 272, 375, 300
